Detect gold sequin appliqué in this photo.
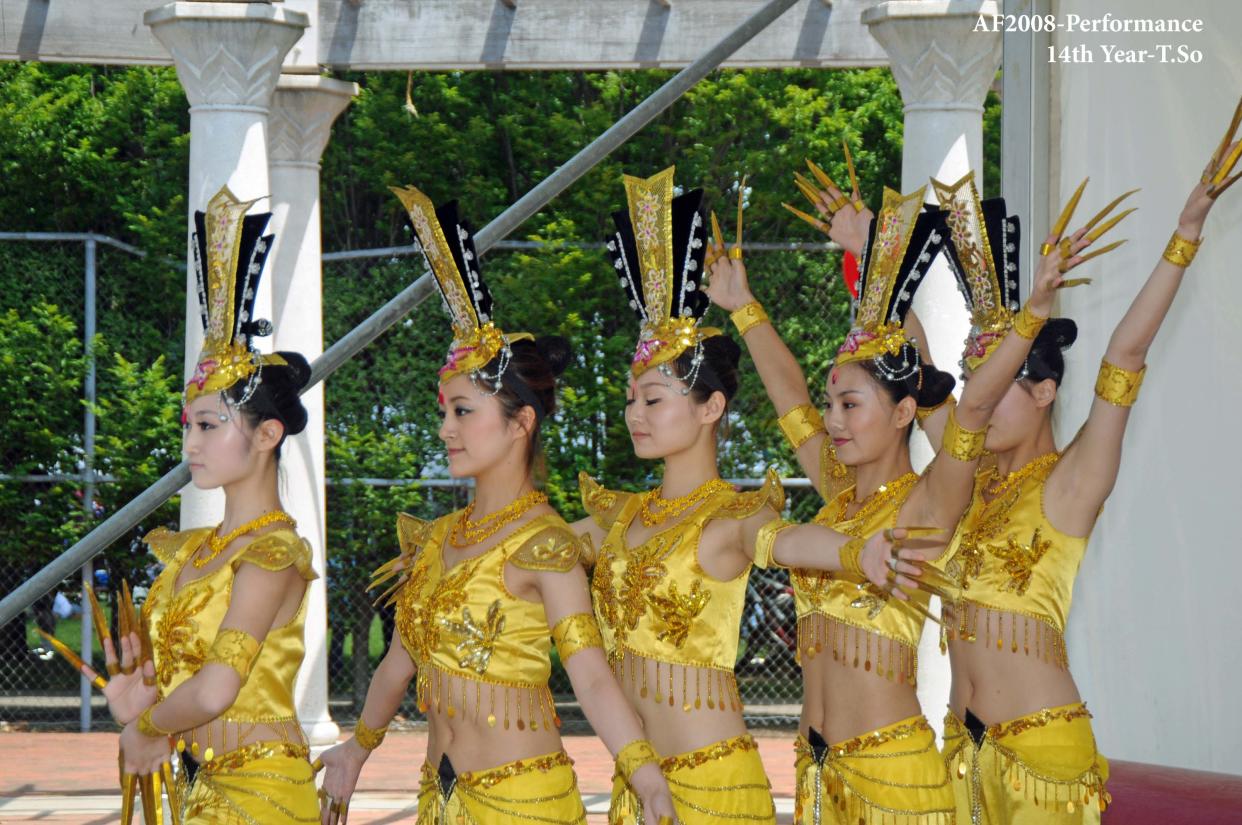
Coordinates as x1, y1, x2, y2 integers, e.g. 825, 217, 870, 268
155, 585, 215, 688
989, 528, 1051, 595
647, 579, 711, 647
615, 532, 682, 644
440, 599, 506, 675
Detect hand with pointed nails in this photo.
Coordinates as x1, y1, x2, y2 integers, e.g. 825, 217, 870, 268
1180, 96, 1242, 237
1036, 178, 1139, 306
859, 528, 944, 601
119, 716, 172, 777
703, 228, 754, 314
783, 146, 874, 257
98, 629, 158, 726
318, 738, 368, 825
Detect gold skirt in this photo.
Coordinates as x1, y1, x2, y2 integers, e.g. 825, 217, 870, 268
794, 716, 954, 825
181, 740, 319, 824
610, 733, 776, 824
415, 750, 587, 824
942, 703, 1110, 825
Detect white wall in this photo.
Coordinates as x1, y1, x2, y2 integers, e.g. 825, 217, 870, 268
1053, 0, 1242, 774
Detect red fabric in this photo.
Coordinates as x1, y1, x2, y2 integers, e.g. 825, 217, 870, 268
842, 250, 860, 299
1103, 759, 1242, 824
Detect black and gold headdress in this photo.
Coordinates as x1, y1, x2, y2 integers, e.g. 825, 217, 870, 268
606, 166, 721, 387
835, 186, 947, 379
185, 186, 284, 408
391, 185, 533, 392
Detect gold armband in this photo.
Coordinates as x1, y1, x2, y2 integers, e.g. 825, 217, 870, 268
730, 301, 769, 336
1162, 231, 1200, 268
205, 628, 262, 681
915, 394, 953, 424
778, 403, 826, 450
753, 518, 795, 570
551, 612, 604, 664
838, 536, 866, 579
354, 717, 388, 751
1012, 303, 1048, 340
1094, 358, 1146, 407
617, 738, 660, 783
942, 406, 987, 463
137, 706, 174, 739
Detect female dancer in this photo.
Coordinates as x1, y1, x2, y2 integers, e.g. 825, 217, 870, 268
317, 186, 677, 825
707, 158, 1117, 825
98, 186, 321, 823
933, 108, 1242, 824
575, 167, 930, 825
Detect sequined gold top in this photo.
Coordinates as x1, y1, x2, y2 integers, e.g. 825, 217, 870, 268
941, 453, 1087, 668
143, 527, 317, 756
385, 511, 582, 731
581, 471, 784, 711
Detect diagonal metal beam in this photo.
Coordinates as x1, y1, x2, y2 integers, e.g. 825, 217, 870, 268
0, 0, 800, 627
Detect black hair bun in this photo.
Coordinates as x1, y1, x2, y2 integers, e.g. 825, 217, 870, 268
917, 363, 956, 409
534, 335, 572, 378
709, 335, 742, 370
275, 351, 312, 392
1036, 318, 1078, 351
266, 351, 310, 436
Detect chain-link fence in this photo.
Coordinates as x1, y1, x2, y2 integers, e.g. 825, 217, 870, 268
1, 231, 851, 733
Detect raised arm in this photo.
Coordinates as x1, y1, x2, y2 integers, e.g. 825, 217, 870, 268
1049, 137, 1239, 534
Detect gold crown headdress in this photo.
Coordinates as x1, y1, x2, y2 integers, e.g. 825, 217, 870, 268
834, 185, 948, 378
391, 185, 533, 391
185, 186, 285, 409
606, 166, 722, 390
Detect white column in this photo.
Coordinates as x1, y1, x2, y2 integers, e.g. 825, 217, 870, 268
144, 1, 309, 530
267, 73, 358, 746
863, 0, 1002, 737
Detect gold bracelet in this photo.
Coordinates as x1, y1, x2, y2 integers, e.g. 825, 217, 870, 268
915, 394, 954, 424
729, 301, 769, 336
778, 403, 826, 450
354, 717, 389, 751
1094, 358, 1146, 407
616, 738, 660, 783
1012, 303, 1048, 340
205, 628, 262, 681
551, 612, 604, 664
137, 707, 174, 739
838, 536, 866, 579
942, 406, 987, 462
1162, 231, 1201, 268
754, 518, 795, 570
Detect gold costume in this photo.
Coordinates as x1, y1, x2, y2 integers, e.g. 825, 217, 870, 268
779, 184, 954, 825
143, 526, 320, 824
582, 472, 783, 825
939, 455, 1111, 824
377, 510, 592, 822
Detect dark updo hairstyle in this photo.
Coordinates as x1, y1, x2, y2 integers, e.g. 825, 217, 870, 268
485, 335, 572, 476
224, 351, 312, 459
857, 341, 956, 440
670, 336, 742, 406
1019, 318, 1078, 387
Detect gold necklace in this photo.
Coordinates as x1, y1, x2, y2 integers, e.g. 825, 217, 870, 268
836, 471, 918, 527
450, 490, 547, 548
194, 511, 297, 569
639, 478, 733, 527
984, 452, 1060, 500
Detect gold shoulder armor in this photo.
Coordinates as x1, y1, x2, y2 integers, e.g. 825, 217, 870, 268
717, 468, 786, 519
230, 530, 317, 581
143, 526, 211, 565
510, 525, 583, 574
579, 472, 631, 529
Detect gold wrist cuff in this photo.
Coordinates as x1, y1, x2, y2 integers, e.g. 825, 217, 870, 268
1162, 231, 1200, 267
915, 395, 954, 424
1012, 303, 1048, 340
729, 301, 769, 336
551, 612, 604, 665
354, 717, 389, 751
942, 406, 987, 463
205, 628, 262, 681
778, 403, 826, 450
617, 739, 660, 783
838, 536, 866, 579
1094, 358, 1146, 407
137, 707, 174, 739
754, 518, 795, 570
